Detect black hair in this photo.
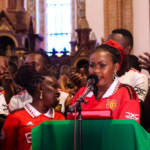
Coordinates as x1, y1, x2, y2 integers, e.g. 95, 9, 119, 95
29, 51, 51, 65
129, 55, 141, 72
112, 29, 133, 48
91, 44, 122, 64
15, 65, 47, 96
0, 51, 6, 57
9, 61, 18, 75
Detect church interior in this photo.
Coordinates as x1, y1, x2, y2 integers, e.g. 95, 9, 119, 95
1, 0, 149, 77
0, 0, 150, 76
1, 0, 150, 150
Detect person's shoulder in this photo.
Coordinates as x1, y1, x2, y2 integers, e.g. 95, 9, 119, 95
118, 83, 138, 100
58, 88, 68, 94
59, 89, 69, 96
129, 68, 147, 78
78, 87, 86, 93
6, 108, 27, 123
129, 68, 141, 73
0, 93, 4, 97
0, 93, 5, 101
13, 90, 28, 97
55, 111, 65, 120
11, 90, 32, 102
10, 107, 26, 116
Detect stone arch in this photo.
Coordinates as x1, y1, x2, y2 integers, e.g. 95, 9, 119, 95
0, 33, 18, 47
74, 57, 89, 67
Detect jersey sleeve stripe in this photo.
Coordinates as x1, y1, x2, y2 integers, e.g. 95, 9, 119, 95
119, 84, 137, 100
10, 108, 25, 115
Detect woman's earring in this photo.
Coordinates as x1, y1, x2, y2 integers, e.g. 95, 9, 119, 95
113, 72, 117, 80
39, 90, 43, 99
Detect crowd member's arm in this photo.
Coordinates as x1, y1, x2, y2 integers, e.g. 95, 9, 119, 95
69, 72, 87, 88
1, 114, 19, 150
11, 82, 23, 94
0, 67, 14, 104
0, 117, 5, 131
138, 52, 150, 73
118, 86, 141, 123
138, 52, 150, 128
141, 86, 150, 130
0, 94, 8, 129
132, 73, 148, 102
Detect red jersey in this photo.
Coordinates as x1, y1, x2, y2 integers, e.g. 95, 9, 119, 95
71, 79, 141, 123
1, 103, 65, 150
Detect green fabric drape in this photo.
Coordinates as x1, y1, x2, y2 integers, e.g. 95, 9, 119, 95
31, 120, 150, 150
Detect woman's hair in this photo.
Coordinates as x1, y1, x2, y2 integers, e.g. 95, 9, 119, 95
15, 65, 47, 96
91, 40, 125, 72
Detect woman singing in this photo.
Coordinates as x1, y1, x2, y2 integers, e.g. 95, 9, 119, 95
71, 40, 140, 123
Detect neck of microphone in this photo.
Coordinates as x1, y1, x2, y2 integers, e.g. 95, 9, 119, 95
68, 74, 99, 112
87, 74, 99, 86
68, 84, 94, 112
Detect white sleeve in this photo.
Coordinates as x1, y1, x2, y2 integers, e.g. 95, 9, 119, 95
9, 96, 19, 112
133, 74, 148, 102
0, 94, 8, 115
59, 91, 69, 113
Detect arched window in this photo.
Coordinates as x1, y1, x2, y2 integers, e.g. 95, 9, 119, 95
45, 0, 73, 56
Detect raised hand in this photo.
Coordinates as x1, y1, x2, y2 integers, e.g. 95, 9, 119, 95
69, 72, 87, 88
0, 66, 14, 103
138, 52, 150, 73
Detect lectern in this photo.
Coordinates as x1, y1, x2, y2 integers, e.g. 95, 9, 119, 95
31, 120, 150, 150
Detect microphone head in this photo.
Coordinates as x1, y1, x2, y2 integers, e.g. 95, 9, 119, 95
87, 74, 99, 86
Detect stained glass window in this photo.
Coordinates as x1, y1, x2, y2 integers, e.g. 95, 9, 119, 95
46, 0, 71, 57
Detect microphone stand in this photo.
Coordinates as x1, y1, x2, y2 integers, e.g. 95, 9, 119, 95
70, 85, 94, 150
77, 97, 83, 150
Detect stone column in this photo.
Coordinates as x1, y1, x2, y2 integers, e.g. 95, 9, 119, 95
104, 0, 133, 39
0, 0, 7, 11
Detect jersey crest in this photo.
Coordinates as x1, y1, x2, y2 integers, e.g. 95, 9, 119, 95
55, 104, 62, 112
106, 99, 118, 110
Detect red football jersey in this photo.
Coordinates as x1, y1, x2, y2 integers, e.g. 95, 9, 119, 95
1, 103, 65, 150
71, 80, 141, 123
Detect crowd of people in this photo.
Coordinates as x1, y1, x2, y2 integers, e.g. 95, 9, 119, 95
0, 28, 150, 149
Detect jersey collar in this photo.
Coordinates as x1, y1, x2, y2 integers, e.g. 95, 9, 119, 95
102, 78, 120, 98
86, 78, 120, 98
24, 103, 54, 118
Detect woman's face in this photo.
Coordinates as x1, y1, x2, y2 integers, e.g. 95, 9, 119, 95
41, 76, 59, 108
89, 50, 118, 88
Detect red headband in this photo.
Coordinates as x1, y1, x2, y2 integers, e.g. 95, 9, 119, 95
105, 40, 125, 72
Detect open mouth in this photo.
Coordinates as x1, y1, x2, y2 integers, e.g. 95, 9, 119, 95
98, 76, 102, 80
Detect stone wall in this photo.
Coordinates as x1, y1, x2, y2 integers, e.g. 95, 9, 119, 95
0, 0, 7, 11
104, 0, 133, 39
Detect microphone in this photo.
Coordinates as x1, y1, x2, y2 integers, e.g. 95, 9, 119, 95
69, 74, 99, 112
87, 74, 99, 86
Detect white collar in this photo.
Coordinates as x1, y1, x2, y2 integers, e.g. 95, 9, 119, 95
102, 78, 120, 98
86, 78, 120, 98
24, 103, 54, 118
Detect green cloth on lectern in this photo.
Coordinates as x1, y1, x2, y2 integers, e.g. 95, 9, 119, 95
31, 120, 150, 150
